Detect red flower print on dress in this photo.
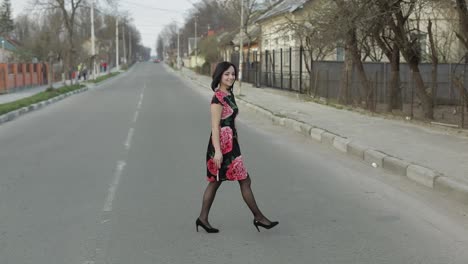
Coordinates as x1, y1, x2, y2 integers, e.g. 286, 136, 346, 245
215, 91, 227, 105
221, 103, 234, 119
207, 158, 218, 176
214, 90, 233, 119
226, 156, 248, 181
220, 127, 233, 154
206, 176, 216, 182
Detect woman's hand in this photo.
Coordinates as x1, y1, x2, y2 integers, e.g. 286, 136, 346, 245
214, 151, 223, 169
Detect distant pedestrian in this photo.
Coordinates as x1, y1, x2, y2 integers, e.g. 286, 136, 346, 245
42, 62, 48, 85
82, 66, 88, 80
196, 61, 278, 233
77, 63, 83, 80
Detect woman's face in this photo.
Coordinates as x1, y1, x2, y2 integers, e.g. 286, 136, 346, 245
220, 66, 236, 88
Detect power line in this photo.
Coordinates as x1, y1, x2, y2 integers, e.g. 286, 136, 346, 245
118, 0, 185, 13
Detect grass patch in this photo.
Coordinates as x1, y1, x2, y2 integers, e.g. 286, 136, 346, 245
0, 84, 85, 116
88, 72, 120, 83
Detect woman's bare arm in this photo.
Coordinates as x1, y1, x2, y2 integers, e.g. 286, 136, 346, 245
211, 103, 223, 168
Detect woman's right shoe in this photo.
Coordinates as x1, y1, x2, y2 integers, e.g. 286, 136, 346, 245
253, 219, 279, 232
196, 218, 219, 233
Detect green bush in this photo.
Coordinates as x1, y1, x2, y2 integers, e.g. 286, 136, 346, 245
0, 84, 85, 116
88, 72, 120, 83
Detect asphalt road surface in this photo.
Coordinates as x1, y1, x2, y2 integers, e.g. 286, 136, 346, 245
0, 62, 467, 264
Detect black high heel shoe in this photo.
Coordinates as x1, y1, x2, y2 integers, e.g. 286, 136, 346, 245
253, 219, 279, 232
196, 218, 219, 233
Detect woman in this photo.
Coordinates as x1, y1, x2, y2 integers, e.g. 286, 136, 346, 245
196, 61, 278, 233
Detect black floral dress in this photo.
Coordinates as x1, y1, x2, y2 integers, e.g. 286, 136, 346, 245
206, 89, 249, 182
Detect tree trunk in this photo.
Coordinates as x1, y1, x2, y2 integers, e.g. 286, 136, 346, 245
408, 63, 434, 119
304, 48, 314, 96
456, 0, 468, 51
69, 32, 75, 85
428, 19, 438, 107
339, 47, 352, 105
348, 29, 373, 110
387, 45, 402, 111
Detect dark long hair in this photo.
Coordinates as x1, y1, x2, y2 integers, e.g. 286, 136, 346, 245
211, 61, 237, 91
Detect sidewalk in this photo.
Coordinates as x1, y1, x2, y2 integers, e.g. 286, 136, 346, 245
176, 66, 468, 202
0, 69, 117, 105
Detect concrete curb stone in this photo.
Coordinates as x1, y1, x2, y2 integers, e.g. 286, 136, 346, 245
0, 86, 90, 127
310, 128, 325, 142
333, 136, 351, 153
434, 177, 468, 205
383, 156, 411, 177
177, 66, 468, 205
407, 164, 441, 189
321, 132, 337, 146
364, 149, 388, 167
347, 142, 368, 160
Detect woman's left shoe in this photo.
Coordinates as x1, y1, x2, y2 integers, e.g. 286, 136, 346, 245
196, 218, 219, 233
253, 219, 279, 232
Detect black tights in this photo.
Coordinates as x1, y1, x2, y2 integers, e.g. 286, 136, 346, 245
198, 177, 270, 227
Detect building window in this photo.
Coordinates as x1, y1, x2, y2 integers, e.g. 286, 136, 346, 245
336, 46, 344, 61
416, 33, 427, 61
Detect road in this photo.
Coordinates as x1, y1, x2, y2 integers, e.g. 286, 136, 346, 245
0, 62, 467, 264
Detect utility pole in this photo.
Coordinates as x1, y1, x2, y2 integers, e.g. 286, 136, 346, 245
238, 0, 244, 95
194, 16, 197, 68
91, 0, 96, 80
116, 15, 119, 70
177, 27, 180, 69
122, 18, 127, 65
129, 30, 132, 64
1, 40, 4, 62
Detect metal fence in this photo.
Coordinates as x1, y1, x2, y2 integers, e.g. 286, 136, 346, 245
230, 47, 468, 128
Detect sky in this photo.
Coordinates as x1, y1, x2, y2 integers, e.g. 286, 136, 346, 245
11, 0, 195, 55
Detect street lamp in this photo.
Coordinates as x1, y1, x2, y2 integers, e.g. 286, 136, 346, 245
91, 0, 96, 80
177, 27, 181, 69
1, 40, 5, 62
47, 51, 55, 89
238, 0, 244, 96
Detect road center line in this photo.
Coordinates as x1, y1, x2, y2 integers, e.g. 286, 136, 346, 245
133, 111, 139, 123
124, 127, 134, 150
103, 160, 126, 212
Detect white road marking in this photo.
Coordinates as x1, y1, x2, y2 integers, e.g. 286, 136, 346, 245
103, 160, 126, 212
124, 128, 134, 150
133, 111, 139, 123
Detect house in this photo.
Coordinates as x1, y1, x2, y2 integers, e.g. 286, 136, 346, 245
255, 0, 464, 64
0, 36, 18, 63
232, 23, 261, 63
217, 31, 237, 62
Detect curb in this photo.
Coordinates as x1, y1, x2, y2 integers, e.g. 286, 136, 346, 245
175, 67, 468, 205
238, 95, 468, 204
0, 87, 89, 126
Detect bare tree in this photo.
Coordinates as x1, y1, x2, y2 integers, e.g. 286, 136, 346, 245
34, 0, 87, 84
160, 22, 179, 66
14, 11, 66, 62
222, 0, 261, 55
455, 0, 468, 53
373, 0, 434, 119
368, 2, 403, 111
332, 0, 377, 110
281, 0, 337, 96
